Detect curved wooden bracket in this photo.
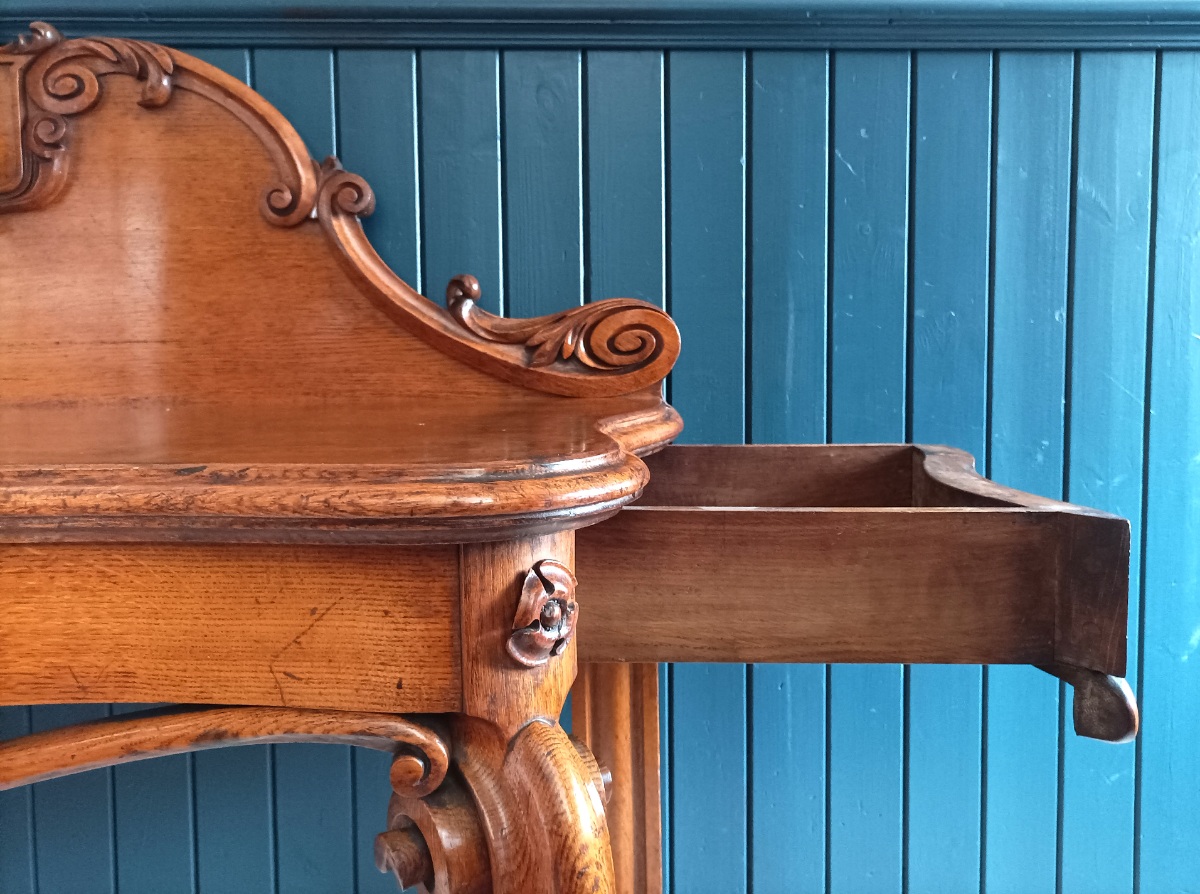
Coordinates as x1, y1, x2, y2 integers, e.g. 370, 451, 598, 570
1039, 663, 1139, 743
0, 705, 449, 793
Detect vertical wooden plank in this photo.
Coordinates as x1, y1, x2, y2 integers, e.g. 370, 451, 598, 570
30, 705, 115, 894
353, 751, 396, 894
573, 663, 663, 894
827, 49, 910, 894
586, 51, 665, 307
668, 51, 747, 446
111, 704, 195, 894
986, 50, 1074, 894
0, 706, 36, 894
503, 51, 583, 316
1139, 49, 1200, 893
667, 49, 748, 894
1060, 50, 1154, 894
747, 48, 829, 894
273, 744, 354, 894
906, 49, 992, 893
420, 50, 503, 314
337, 49, 424, 894
194, 748, 275, 894
586, 49, 667, 888
252, 47, 356, 894
338, 50, 422, 289
255, 49, 336, 158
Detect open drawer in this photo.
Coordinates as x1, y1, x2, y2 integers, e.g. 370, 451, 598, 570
576, 444, 1137, 742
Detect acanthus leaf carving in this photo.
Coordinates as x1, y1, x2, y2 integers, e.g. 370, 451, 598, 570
507, 559, 578, 668
1, 22, 681, 398
446, 274, 680, 378
0, 21, 175, 214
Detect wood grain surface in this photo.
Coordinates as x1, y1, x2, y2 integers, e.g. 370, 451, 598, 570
573, 662, 662, 894
578, 444, 1128, 674
0, 543, 461, 711
0, 705, 449, 791
0, 27, 680, 543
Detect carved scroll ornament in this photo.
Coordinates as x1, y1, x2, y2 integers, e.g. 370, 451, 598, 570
447, 274, 679, 380
1, 21, 682, 398
507, 559, 578, 667
0, 21, 174, 213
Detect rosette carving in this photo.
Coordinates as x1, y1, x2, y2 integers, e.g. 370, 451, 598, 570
446, 274, 680, 379
507, 559, 579, 668
0, 21, 175, 213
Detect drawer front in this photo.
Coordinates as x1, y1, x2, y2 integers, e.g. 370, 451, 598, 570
578, 507, 1058, 665
0, 544, 461, 712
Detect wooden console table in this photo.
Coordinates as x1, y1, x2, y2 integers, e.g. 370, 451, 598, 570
0, 22, 1137, 893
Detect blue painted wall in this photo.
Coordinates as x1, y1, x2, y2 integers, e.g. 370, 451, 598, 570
2, 5, 1198, 892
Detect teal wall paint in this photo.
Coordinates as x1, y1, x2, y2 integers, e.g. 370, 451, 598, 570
2, 9, 1198, 892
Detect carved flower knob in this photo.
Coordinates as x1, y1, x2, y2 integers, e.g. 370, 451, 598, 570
507, 560, 578, 668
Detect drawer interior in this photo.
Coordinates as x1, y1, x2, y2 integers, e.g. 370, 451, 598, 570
638, 443, 1019, 509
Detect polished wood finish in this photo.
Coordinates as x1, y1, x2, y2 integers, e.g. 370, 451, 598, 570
573, 663, 662, 894
0, 543, 460, 711
0, 23, 680, 401
578, 444, 1128, 675
459, 534, 578, 736
0, 21, 681, 545
0, 705, 449, 791
1040, 662, 1139, 743
373, 533, 614, 894
507, 560, 579, 668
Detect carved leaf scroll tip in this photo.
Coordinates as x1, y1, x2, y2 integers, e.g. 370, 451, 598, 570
446, 274, 680, 376
1, 21, 62, 55
507, 559, 578, 668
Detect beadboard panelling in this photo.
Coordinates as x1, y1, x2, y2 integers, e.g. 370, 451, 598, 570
2, 28, 1197, 893
1060, 51, 1154, 894
747, 49, 830, 894
666, 49, 749, 894
1141, 50, 1200, 892
826, 49, 910, 894
985, 50, 1075, 894
906, 49, 992, 893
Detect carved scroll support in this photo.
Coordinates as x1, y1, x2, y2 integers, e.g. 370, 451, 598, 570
0, 705, 449, 792
378, 530, 615, 894
376, 755, 491, 894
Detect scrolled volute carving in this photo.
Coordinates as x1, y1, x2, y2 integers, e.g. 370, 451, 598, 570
386, 733, 450, 800
261, 155, 375, 226
507, 559, 578, 668
1, 21, 175, 213
317, 155, 375, 216
446, 274, 680, 377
